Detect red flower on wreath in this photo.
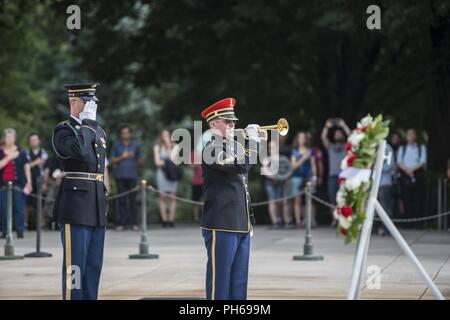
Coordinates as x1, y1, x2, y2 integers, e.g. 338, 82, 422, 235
340, 228, 349, 236
347, 154, 357, 166
345, 143, 352, 153
338, 177, 346, 185
340, 206, 353, 217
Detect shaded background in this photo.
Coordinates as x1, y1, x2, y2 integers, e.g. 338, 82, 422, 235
1, 0, 449, 224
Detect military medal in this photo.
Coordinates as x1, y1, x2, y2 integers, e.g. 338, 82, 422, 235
100, 137, 107, 148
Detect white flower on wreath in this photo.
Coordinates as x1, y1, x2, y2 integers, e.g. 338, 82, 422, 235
358, 115, 374, 128
338, 214, 352, 230
348, 131, 365, 147
341, 155, 349, 170
333, 209, 339, 220
344, 177, 362, 191
336, 189, 347, 206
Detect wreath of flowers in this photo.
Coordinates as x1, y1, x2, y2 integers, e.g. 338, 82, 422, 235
334, 114, 390, 243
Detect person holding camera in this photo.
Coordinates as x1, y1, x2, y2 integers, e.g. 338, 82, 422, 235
321, 118, 351, 225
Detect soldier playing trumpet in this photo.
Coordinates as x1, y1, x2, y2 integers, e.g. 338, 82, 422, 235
200, 98, 259, 300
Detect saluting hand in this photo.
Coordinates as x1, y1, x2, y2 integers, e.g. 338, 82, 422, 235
79, 100, 97, 121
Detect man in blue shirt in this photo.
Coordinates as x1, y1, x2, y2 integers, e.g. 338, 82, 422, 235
110, 125, 142, 231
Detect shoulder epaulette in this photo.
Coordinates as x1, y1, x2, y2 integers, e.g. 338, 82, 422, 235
56, 120, 78, 136
98, 126, 107, 138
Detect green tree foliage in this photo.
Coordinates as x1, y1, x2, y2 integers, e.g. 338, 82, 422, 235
1, 0, 449, 170
0, 0, 72, 145
59, 0, 450, 172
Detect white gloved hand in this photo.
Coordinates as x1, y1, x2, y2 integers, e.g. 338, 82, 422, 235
79, 100, 97, 121
245, 124, 260, 142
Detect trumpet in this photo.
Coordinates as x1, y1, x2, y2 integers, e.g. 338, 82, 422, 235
235, 118, 289, 141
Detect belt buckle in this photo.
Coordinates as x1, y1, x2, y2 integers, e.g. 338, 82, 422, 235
95, 174, 102, 181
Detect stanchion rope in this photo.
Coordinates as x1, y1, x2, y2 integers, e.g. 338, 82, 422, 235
11, 185, 139, 203
146, 184, 305, 207
9, 183, 450, 224
107, 186, 139, 200
306, 190, 450, 223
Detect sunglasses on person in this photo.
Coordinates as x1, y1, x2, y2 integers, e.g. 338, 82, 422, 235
223, 119, 236, 125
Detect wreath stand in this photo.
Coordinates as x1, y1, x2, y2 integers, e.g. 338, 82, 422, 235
347, 140, 444, 300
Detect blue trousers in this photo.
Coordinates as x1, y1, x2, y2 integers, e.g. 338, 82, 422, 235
60, 224, 105, 300
115, 178, 137, 226
328, 175, 339, 205
202, 229, 250, 300
0, 189, 25, 234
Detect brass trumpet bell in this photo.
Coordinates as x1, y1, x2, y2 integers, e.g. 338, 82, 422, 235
259, 118, 289, 136
235, 118, 289, 141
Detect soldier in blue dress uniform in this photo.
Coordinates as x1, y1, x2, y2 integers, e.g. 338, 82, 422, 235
200, 98, 260, 300
52, 83, 108, 300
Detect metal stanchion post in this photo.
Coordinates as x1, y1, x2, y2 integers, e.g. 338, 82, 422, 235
0, 182, 24, 260
25, 176, 52, 258
293, 182, 323, 261
129, 180, 158, 259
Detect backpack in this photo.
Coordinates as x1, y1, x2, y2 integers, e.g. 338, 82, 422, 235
162, 159, 183, 181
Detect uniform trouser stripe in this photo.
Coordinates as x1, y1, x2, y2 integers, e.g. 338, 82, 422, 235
212, 230, 216, 300
65, 224, 72, 300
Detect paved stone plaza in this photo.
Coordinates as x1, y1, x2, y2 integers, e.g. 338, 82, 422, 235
0, 225, 449, 300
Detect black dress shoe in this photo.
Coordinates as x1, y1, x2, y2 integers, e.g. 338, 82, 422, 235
168, 221, 175, 228
162, 221, 167, 228
17, 231, 24, 239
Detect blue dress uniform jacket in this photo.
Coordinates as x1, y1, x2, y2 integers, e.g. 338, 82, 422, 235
201, 136, 257, 233
52, 117, 108, 227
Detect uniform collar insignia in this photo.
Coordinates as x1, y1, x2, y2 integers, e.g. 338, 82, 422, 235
69, 116, 81, 128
